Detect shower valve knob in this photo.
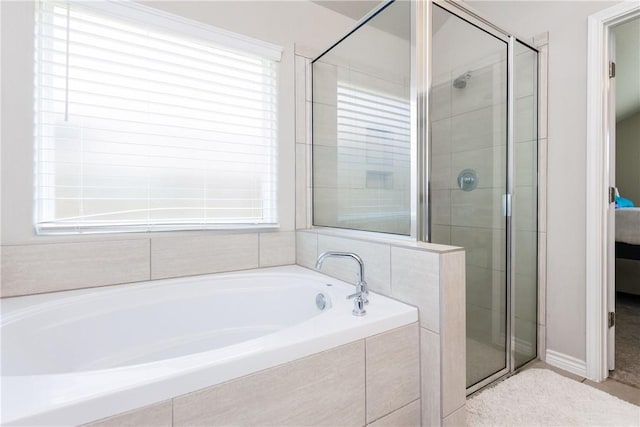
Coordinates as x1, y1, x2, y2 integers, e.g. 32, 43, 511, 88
457, 169, 478, 191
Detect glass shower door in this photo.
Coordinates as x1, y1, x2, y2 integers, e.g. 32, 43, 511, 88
429, 4, 509, 389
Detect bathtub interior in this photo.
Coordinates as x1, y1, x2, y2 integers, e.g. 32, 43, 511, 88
2, 273, 333, 375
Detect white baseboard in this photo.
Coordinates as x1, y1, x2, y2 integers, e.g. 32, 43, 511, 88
546, 349, 587, 378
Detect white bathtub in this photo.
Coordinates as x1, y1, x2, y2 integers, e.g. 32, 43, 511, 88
1, 265, 417, 426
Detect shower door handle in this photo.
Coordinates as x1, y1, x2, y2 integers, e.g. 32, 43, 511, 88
502, 193, 512, 217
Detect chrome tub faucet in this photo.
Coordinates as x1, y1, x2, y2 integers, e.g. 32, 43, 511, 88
315, 252, 369, 316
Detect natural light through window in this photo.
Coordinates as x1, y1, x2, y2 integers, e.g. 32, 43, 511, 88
34, 1, 281, 233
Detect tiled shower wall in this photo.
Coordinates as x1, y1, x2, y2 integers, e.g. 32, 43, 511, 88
429, 34, 547, 371
311, 35, 412, 235
430, 53, 511, 369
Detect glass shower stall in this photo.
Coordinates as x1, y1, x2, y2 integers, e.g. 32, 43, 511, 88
311, 0, 538, 393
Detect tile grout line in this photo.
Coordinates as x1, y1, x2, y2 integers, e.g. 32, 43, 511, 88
364, 338, 368, 426
171, 398, 175, 427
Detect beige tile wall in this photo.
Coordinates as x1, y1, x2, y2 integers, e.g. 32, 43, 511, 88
81, 324, 421, 427
296, 228, 466, 426
82, 401, 172, 427
442, 406, 467, 427
173, 340, 366, 427
151, 233, 259, 280
391, 247, 440, 332
440, 251, 466, 418
366, 323, 420, 423
368, 400, 421, 427
1, 240, 150, 297
295, 52, 313, 231
1, 231, 296, 298
421, 328, 442, 426
302, 39, 412, 236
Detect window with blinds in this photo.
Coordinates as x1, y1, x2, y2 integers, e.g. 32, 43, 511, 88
34, 1, 281, 234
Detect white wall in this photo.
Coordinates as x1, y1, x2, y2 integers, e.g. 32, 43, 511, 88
616, 112, 640, 204
467, 0, 621, 363
0, 1, 355, 296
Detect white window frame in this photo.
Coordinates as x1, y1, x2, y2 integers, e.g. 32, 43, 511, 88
33, 0, 283, 234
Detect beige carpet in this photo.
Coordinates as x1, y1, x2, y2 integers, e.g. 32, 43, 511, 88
610, 292, 640, 389
467, 369, 640, 426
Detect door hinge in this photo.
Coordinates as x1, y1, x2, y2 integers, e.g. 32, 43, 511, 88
502, 193, 512, 217
609, 61, 616, 78
609, 187, 617, 204
608, 311, 615, 328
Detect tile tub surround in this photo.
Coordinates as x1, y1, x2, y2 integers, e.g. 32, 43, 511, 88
3, 265, 418, 425
83, 324, 420, 427
0, 231, 296, 298
81, 401, 172, 427
296, 228, 466, 425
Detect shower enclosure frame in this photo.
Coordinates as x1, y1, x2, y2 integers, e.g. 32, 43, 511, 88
420, 0, 539, 394
310, 0, 539, 394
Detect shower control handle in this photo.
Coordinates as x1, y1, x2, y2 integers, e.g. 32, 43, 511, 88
457, 169, 478, 191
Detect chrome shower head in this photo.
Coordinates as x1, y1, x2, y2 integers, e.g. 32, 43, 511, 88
453, 72, 471, 89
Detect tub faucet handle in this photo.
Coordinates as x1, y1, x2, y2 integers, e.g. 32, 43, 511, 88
359, 280, 369, 304
347, 281, 369, 305
350, 294, 366, 316
346, 280, 367, 316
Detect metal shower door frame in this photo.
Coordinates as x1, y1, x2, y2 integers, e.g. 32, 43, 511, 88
427, 0, 538, 395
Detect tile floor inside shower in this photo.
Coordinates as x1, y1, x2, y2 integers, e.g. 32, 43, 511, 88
467, 338, 505, 387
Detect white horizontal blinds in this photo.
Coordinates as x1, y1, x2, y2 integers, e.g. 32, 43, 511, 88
336, 84, 411, 217
34, 1, 281, 233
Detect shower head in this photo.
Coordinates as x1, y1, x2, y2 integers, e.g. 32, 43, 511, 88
453, 72, 471, 89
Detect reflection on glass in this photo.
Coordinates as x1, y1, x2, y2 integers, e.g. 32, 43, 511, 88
312, 1, 412, 235
429, 4, 508, 388
513, 40, 538, 369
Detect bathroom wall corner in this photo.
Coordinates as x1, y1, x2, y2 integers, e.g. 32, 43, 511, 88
295, 229, 318, 269
420, 327, 442, 426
